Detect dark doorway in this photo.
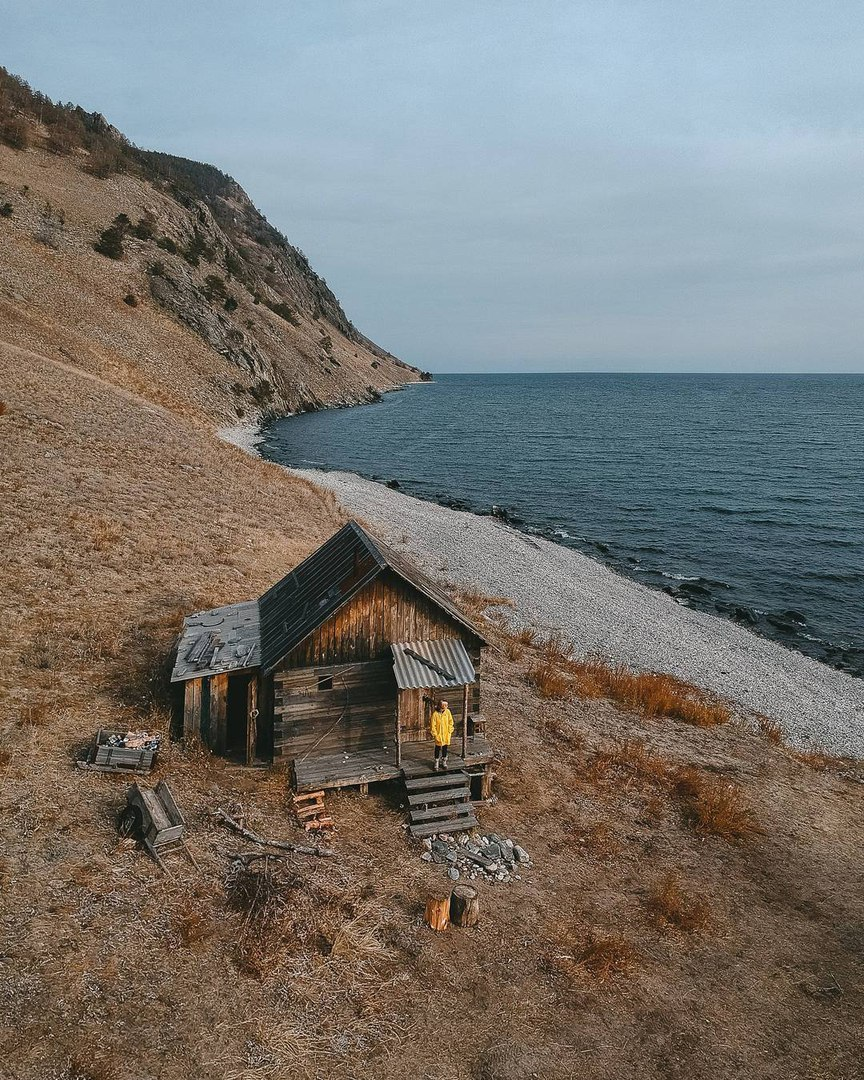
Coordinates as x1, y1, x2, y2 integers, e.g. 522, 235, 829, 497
226, 673, 252, 760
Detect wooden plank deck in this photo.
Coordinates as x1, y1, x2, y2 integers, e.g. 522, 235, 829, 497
292, 736, 493, 793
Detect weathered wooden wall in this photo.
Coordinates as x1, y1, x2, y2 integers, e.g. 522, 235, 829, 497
273, 659, 396, 760
278, 571, 483, 669
271, 571, 483, 761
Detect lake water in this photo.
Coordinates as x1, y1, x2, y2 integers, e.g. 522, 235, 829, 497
261, 373, 864, 678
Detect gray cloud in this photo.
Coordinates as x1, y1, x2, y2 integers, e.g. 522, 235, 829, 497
4, 1, 863, 371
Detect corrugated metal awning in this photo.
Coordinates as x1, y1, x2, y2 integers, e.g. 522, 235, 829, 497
391, 638, 477, 691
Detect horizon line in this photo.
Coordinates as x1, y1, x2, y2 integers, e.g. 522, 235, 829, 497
423, 369, 864, 377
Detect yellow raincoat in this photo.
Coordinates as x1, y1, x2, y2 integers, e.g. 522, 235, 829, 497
430, 707, 454, 746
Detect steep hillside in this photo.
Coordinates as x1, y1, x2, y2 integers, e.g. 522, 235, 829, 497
0, 67, 426, 424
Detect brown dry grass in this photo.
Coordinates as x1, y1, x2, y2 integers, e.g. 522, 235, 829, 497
570, 659, 731, 727
517, 630, 730, 728
645, 874, 712, 933
575, 933, 638, 983
525, 659, 573, 699
757, 715, 784, 744
673, 767, 763, 841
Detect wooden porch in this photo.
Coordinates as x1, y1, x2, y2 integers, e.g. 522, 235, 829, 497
292, 735, 493, 794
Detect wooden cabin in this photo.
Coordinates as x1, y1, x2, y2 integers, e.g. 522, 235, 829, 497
171, 521, 493, 795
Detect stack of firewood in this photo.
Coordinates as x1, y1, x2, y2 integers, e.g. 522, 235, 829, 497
291, 790, 333, 831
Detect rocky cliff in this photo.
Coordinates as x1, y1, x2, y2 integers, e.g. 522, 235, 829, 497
0, 67, 427, 424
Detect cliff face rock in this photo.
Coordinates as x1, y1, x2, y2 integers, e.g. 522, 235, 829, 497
0, 68, 427, 423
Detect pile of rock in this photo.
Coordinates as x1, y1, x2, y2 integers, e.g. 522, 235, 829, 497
420, 833, 530, 883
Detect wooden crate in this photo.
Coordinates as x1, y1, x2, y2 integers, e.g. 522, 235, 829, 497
127, 780, 186, 850
78, 729, 158, 774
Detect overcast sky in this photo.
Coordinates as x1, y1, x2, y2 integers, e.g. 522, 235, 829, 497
4, 1, 864, 372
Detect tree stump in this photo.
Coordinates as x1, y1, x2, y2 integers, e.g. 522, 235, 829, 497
425, 893, 450, 932
450, 884, 480, 928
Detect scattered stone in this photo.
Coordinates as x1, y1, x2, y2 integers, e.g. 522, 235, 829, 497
418, 832, 531, 885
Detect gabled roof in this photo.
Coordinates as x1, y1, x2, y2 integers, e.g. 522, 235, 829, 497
258, 520, 486, 672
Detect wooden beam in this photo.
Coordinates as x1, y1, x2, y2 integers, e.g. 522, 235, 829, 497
461, 683, 469, 760
210, 673, 228, 755
183, 678, 202, 743
246, 676, 258, 765
395, 693, 402, 767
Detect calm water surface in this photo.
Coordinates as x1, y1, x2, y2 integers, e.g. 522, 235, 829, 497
261, 374, 864, 677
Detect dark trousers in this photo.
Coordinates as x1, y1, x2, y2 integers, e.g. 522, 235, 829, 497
434, 743, 449, 762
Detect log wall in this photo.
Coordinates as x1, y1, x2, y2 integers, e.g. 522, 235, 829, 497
273, 659, 396, 760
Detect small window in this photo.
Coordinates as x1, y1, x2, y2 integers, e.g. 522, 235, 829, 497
317, 674, 334, 691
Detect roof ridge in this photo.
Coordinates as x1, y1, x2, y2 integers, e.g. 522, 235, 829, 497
344, 518, 389, 568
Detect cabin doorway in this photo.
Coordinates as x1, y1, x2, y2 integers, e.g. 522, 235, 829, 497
226, 673, 256, 762
398, 689, 430, 744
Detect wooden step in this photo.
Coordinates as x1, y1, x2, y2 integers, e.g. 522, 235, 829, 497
292, 790, 325, 804
409, 802, 472, 824
409, 811, 478, 839
403, 771, 468, 792
406, 786, 471, 807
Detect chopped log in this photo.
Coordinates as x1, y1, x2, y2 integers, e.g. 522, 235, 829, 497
425, 894, 450, 932
450, 884, 480, 928
213, 809, 336, 858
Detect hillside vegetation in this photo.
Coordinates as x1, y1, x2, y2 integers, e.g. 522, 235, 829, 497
1, 70, 863, 1080
0, 66, 425, 423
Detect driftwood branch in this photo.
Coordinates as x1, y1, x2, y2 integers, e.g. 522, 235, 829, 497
213, 809, 336, 858
229, 851, 293, 864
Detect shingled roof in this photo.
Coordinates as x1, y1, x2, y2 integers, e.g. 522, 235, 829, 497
258, 520, 486, 672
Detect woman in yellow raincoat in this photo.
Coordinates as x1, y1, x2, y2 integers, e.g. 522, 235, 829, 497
430, 698, 454, 771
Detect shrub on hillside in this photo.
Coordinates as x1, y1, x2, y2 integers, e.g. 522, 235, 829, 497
224, 248, 246, 278
526, 661, 572, 699
0, 202, 12, 218
203, 273, 227, 303
183, 229, 212, 267
46, 124, 78, 155
35, 201, 65, 249
263, 298, 301, 326
673, 767, 762, 841
645, 874, 711, 932
156, 236, 178, 255
132, 213, 156, 241
123, 293, 138, 307
84, 144, 126, 178
0, 115, 30, 150
94, 223, 125, 259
